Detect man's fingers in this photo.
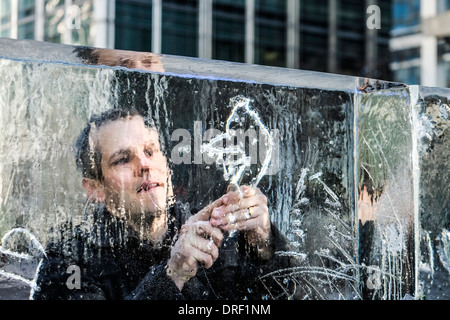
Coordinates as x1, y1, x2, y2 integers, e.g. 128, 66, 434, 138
169, 227, 220, 277
193, 249, 214, 269
176, 241, 216, 269
240, 185, 259, 197
178, 221, 222, 263
197, 186, 265, 226
190, 195, 229, 222
192, 221, 224, 247
224, 185, 262, 202
216, 210, 266, 232
191, 236, 219, 261
211, 192, 267, 219
211, 206, 255, 226
210, 192, 268, 228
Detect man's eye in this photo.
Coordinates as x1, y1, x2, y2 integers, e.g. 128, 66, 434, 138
113, 157, 129, 165
141, 58, 155, 67
144, 149, 153, 157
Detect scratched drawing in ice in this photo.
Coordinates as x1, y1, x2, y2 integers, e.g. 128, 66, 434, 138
200, 95, 274, 193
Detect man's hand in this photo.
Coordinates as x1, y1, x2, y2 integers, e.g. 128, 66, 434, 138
166, 185, 273, 291
209, 185, 273, 259
166, 219, 223, 291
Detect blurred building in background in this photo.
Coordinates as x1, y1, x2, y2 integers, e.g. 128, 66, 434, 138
9, 0, 444, 85
391, 0, 450, 87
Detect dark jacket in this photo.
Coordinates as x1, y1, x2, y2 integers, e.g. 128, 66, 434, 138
32, 202, 296, 300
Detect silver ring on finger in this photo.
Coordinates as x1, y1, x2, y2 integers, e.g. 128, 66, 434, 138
244, 208, 251, 220
207, 237, 214, 250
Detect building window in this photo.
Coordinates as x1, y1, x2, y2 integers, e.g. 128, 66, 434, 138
115, 0, 152, 52
18, 21, 34, 39
391, 47, 420, 84
18, 0, 35, 19
392, 0, 420, 33
254, 0, 286, 67
392, 47, 420, 64
437, 0, 450, 13
162, 0, 198, 57
212, 0, 245, 63
300, 0, 329, 72
44, 0, 65, 43
338, 0, 365, 76
71, 0, 93, 46
393, 66, 420, 85
0, 0, 11, 25
0, 28, 9, 37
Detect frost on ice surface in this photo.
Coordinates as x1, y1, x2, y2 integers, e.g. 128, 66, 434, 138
436, 229, 450, 274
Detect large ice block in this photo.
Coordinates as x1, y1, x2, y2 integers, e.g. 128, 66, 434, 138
412, 86, 450, 300
0, 39, 447, 300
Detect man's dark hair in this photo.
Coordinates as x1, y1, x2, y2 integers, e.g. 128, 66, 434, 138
75, 108, 154, 180
73, 46, 99, 65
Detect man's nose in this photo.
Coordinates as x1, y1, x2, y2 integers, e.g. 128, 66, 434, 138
137, 152, 152, 173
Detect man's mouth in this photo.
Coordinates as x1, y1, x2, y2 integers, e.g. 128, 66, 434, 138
137, 181, 163, 193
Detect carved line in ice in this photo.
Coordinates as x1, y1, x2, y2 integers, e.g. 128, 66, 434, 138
0, 270, 33, 286
0, 228, 46, 290
200, 95, 274, 190
29, 259, 45, 300
437, 229, 450, 274
272, 163, 409, 299
0, 227, 46, 259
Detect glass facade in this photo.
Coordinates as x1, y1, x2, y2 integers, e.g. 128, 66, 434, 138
44, 0, 64, 43
390, 0, 421, 85
0, 0, 393, 80
162, 0, 198, 57
212, 0, 245, 63
17, 20, 33, 39
17, 0, 35, 39
371, 0, 392, 79
338, 0, 366, 75
392, 0, 420, 35
18, 0, 34, 19
437, 0, 450, 13
393, 65, 420, 85
0, 0, 36, 39
391, 45, 420, 85
0, 0, 11, 37
300, 0, 328, 72
19, 0, 35, 40
390, 0, 450, 86
115, 0, 152, 52
71, 0, 93, 46
254, 0, 286, 67
113, 0, 392, 77
438, 38, 450, 86
298, 0, 391, 79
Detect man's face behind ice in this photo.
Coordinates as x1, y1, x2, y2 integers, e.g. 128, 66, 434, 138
93, 115, 171, 219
